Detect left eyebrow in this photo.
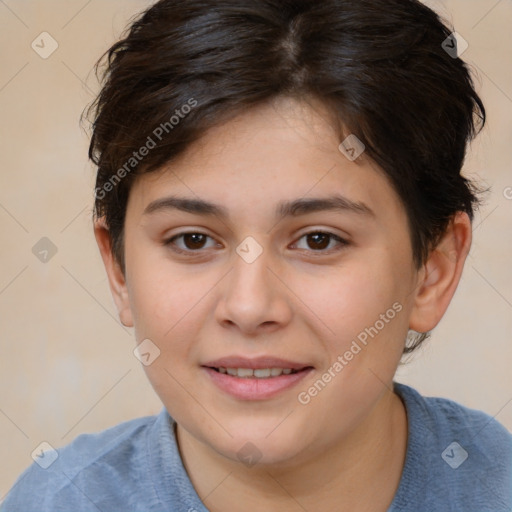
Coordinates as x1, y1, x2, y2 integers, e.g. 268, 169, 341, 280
277, 195, 375, 219
142, 194, 375, 220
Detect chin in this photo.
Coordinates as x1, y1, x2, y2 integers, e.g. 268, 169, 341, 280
210, 426, 308, 468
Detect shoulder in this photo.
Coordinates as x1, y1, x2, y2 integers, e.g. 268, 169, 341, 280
396, 382, 512, 451
0, 411, 163, 512
392, 382, 512, 511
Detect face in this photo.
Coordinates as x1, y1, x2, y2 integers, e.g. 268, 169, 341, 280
115, 97, 421, 466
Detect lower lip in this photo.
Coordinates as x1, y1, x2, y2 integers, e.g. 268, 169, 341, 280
202, 367, 314, 400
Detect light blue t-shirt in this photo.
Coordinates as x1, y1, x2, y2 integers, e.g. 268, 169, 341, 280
1, 382, 511, 511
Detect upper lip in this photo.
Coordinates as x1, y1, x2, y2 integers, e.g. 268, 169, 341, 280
202, 356, 313, 370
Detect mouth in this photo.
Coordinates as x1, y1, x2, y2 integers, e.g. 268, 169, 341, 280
201, 357, 314, 400
208, 366, 307, 378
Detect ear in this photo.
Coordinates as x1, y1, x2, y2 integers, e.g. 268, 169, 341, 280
409, 211, 472, 333
93, 217, 134, 328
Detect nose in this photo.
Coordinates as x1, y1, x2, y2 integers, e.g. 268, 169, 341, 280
215, 245, 293, 335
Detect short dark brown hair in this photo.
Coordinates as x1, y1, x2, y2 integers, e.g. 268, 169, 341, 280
85, 0, 486, 352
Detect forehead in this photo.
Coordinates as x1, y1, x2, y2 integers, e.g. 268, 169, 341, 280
127, 97, 406, 227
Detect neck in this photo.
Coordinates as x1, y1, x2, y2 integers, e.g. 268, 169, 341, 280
175, 387, 408, 512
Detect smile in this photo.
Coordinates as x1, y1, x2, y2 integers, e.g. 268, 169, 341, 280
213, 367, 301, 378
202, 364, 313, 400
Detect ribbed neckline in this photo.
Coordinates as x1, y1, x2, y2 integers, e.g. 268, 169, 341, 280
388, 382, 432, 511
146, 405, 209, 511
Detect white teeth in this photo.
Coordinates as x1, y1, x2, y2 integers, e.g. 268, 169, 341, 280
253, 368, 271, 378
217, 367, 299, 378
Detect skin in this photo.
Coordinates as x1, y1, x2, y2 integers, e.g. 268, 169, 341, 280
95, 96, 472, 512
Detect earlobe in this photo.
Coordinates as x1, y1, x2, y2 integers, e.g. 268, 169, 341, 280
93, 218, 134, 328
408, 211, 472, 333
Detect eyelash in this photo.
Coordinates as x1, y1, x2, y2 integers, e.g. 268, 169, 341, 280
163, 230, 349, 256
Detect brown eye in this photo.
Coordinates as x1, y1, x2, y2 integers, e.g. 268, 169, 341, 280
294, 231, 348, 253
181, 233, 208, 250
164, 232, 217, 253
306, 232, 330, 250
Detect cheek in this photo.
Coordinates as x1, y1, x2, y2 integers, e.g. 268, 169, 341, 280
294, 253, 401, 344
292, 251, 409, 413
293, 264, 406, 440
128, 259, 215, 390
133, 272, 207, 420
128, 257, 208, 339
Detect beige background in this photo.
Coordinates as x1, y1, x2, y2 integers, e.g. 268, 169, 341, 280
0, 0, 511, 500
